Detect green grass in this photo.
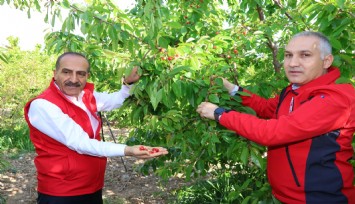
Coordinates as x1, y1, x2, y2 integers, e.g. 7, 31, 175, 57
0, 121, 34, 153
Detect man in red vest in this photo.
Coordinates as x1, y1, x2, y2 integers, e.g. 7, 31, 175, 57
197, 31, 355, 203
24, 52, 168, 204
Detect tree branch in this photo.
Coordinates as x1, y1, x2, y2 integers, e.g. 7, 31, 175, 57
256, 4, 282, 73
273, 0, 293, 20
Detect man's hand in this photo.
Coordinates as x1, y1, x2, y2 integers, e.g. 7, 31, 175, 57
123, 66, 141, 84
196, 102, 218, 120
124, 145, 168, 159
222, 78, 237, 94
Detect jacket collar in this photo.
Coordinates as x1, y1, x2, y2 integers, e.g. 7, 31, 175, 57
287, 66, 340, 93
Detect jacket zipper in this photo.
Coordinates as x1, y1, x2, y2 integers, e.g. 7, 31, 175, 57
286, 146, 301, 187
277, 90, 301, 187
286, 95, 300, 187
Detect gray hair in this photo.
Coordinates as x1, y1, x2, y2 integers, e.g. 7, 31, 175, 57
291, 31, 332, 60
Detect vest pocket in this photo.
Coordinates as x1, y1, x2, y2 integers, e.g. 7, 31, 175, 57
35, 154, 70, 180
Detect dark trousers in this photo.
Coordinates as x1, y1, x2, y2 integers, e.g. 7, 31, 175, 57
37, 189, 103, 204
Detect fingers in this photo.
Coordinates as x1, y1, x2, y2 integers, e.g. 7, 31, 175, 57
196, 102, 218, 120
124, 66, 141, 84
133, 145, 169, 159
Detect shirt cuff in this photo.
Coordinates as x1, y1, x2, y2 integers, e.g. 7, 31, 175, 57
105, 143, 127, 157
230, 85, 240, 96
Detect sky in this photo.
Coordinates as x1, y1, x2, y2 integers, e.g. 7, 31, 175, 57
0, 5, 50, 50
0, 1, 135, 50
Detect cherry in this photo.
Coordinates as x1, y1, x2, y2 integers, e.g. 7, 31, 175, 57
150, 148, 160, 154
139, 146, 147, 151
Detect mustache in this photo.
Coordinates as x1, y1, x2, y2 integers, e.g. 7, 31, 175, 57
65, 81, 81, 87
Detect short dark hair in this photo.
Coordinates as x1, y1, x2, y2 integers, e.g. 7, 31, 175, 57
55, 52, 91, 72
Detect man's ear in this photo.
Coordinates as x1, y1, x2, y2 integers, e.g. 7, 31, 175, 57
323, 54, 334, 69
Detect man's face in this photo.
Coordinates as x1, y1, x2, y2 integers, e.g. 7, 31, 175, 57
54, 55, 90, 98
284, 36, 331, 86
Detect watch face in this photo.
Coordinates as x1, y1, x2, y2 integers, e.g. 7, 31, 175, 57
215, 107, 225, 114
214, 107, 225, 122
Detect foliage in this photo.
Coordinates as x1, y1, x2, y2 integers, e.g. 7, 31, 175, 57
1, 0, 354, 203
0, 37, 55, 152
173, 165, 278, 204
0, 47, 8, 63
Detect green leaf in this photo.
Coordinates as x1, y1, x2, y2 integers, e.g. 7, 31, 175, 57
214, 77, 223, 86
301, 4, 319, 15
208, 94, 219, 104
330, 38, 342, 50
168, 66, 191, 77
169, 22, 182, 29
339, 54, 352, 65
237, 91, 251, 96
190, 56, 200, 69
336, 77, 352, 84
210, 134, 220, 143
250, 149, 261, 168
195, 22, 203, 33
172, 80, 182, 98
240, 145, 249, 165
196, 160, 205, 172
131, 106, 142, 122
158, 36, 169, 48
150, 88, 163, 110
185, 165, 193, 181
336, 0, 345, 9
61, 0, 70, 9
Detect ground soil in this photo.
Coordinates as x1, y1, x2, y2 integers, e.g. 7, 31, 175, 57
0, 128, 188, 204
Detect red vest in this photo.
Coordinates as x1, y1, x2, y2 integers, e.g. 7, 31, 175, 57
24, 79, 106, 196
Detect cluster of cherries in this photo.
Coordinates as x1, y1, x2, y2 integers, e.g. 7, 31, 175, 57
139, 146, 160, 154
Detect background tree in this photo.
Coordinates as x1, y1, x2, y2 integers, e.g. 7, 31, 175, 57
0, 37, 55, 151
1, 0, 353, 202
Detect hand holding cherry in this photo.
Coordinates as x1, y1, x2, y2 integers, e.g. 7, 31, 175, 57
124, 145, 169, 159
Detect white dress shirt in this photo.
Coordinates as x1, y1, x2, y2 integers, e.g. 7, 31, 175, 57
28, 84, 132, 157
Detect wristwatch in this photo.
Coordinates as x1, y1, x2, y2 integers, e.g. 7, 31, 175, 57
214, 107, 226, 122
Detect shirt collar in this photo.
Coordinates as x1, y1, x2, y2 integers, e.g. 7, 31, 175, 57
54, 82, 85, 102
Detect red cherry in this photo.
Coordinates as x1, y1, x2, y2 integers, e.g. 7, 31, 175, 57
168, 56, 174, 61
139, 146, 147, 151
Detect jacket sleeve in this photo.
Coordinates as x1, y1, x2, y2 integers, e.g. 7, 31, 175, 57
240, 89, 280, 119
220, 90, 351, 146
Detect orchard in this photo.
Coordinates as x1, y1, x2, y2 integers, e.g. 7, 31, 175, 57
1, 0, 354, 203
